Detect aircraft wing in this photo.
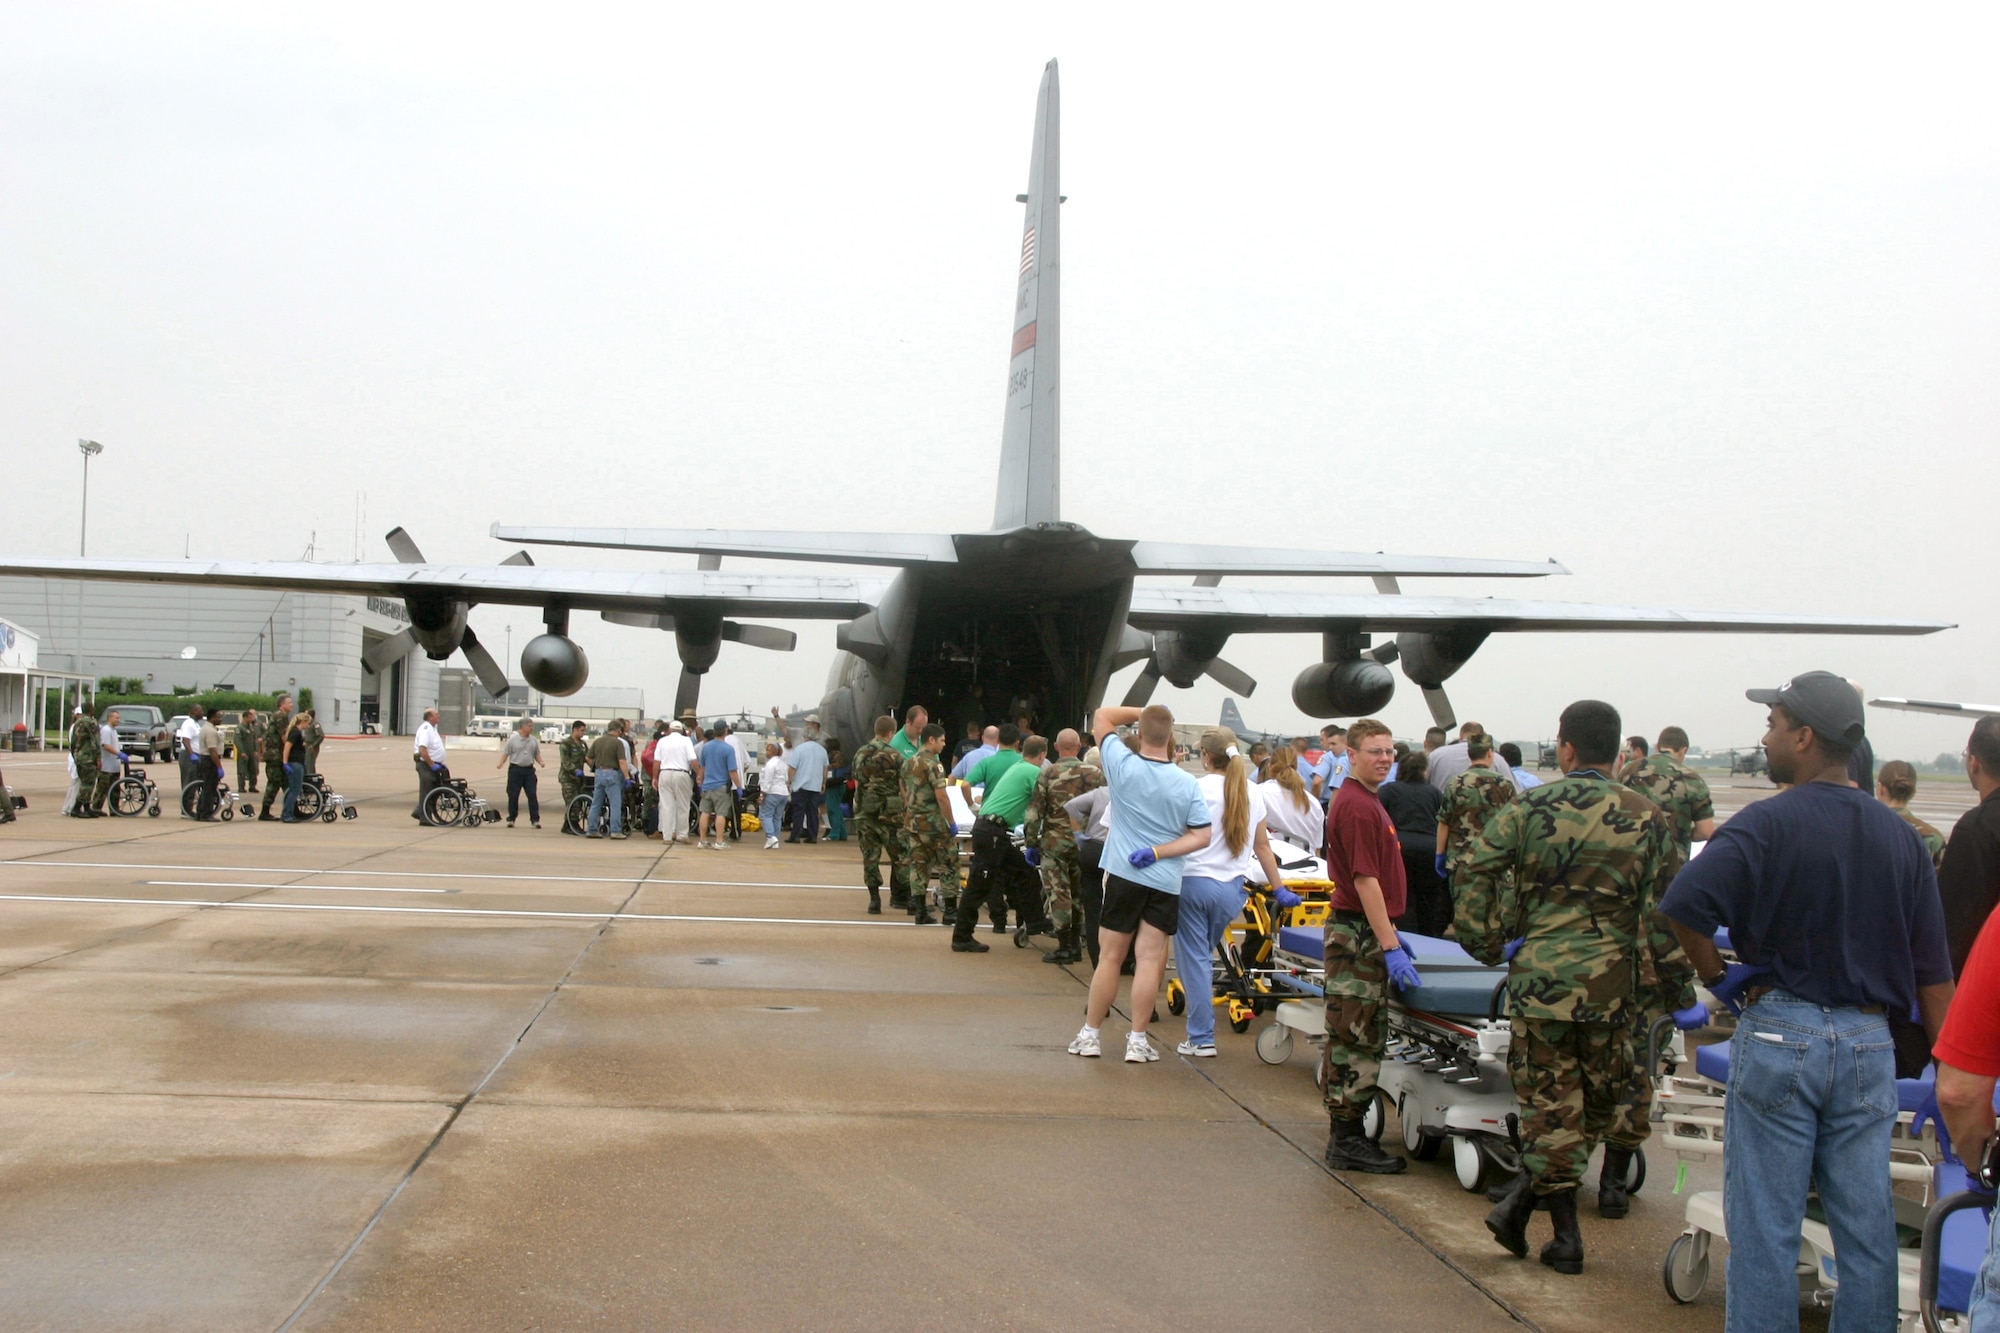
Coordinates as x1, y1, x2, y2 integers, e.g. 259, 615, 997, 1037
1127, 542, 1565, 579
1126, 586, 1952, 636
1869, 697, 2000, 719
491, 525, 958, 567
0, 556, 886, 620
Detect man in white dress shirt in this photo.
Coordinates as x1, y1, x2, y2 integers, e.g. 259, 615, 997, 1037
654, 719, 699, 844
412, 708, 448, 821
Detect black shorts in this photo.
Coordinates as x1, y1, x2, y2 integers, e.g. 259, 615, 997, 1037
1099, 871, 1181, 936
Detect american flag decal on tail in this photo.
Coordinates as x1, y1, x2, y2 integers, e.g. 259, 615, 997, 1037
1020, 226, 1037, 277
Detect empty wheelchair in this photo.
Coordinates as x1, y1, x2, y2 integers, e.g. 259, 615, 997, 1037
106, 759, 164, 818
423, 775, 499, 828
292, 773, 358, 824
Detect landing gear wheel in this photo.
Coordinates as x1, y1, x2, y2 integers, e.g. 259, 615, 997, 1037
424, 786, 465, 827
294, 784, 323, 821
1255, 1022, 1294, 1065
1662, 1231, 1710, 1303
566, 794, 590, 835
1166, 982, 1186, 1017
1623, 1146, 1647, 1194
1400, 1094, 1441, 1160
1359, 1088, 1388, 1141
1453, 1135, 1490, 1192
109, 776, 149, 817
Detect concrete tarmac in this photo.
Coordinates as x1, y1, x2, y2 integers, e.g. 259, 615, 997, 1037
1, 741, 1968, 1330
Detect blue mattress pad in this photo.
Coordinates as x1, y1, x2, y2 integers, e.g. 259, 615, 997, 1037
1693, 1041, 1939, 1114
1275, 928, 1506, 1021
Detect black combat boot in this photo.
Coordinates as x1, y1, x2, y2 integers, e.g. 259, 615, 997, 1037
940, 903, 957, 926
1540, 1188, 1584, 1274
1485, 1168, 1527, 1204
1043, 922, 1082, 964
866, 888, 882, 915
1596, 1145, 1633, 1219
887, 886, 909, 911
952, 908, 990, 952
1323, 1117, 1407, 1174
913, 901, 936, 926
1485, 1170, 1536, 1258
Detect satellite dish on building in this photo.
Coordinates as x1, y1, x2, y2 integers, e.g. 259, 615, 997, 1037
179, 646, 197, 660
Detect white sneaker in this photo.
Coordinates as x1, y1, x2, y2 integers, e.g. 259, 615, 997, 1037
764, 836, 779, 849
1067, 1027, 1101, 1058
1176, 1040, 1218, 1058
1126, 1033, 1160, 1063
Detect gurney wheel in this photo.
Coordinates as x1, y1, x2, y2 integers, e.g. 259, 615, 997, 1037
1229, 1011, 1252, 1035
1255, 1023, 1293, 1065
1623, 1146, 1647, 1195
1452, 1136, 1490, 1192
1359, 1089, 1386, 1141
1399, 1095, 1441, 1160
1166, 983, 1186, 1017
1662, 1232, 1710, 1303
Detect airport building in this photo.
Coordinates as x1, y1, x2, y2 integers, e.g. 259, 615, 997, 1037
0, 578, 441, 735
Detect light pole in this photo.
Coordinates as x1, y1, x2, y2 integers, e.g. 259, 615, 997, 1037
77, 439, 102, 556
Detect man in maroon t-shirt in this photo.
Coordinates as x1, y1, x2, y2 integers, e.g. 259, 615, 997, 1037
1320, 717, 1423, 1173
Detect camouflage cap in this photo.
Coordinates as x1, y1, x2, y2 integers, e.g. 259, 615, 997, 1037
1747, 670, 1865, 746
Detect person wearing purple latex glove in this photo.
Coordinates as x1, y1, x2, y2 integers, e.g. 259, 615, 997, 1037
1022, 846, 1040, 868
1383, 945, 1422, 990
1503, 938, 1524, 962
1672, 1001, 1710, 1031
1273, 886, 1303, 910
1434, 852, 1449, 880
1705, 961, 1769, 1015
1127, 846, 1158, 869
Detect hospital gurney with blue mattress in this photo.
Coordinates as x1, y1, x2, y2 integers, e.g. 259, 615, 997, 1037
1658, 1036, 1971, 1325
1257, 929, 1638, 1194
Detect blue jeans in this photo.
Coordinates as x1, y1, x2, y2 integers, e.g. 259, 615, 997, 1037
1722, 991, 1898, 1333
588, 769, 623, 835
760, 792, 788, 838
283, 762, 302, 820
1174, 874, 1248, 1045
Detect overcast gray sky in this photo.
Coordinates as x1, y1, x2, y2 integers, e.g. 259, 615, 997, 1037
4, 4, 1994, 760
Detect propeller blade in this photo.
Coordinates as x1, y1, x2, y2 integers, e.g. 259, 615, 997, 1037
674, 669, 703, 720
458, 627, 511, 698
1110, 627, 1153, 673
500, 550, 535, 567
1203, 656, 1257, 698
722, 621, 797, 652
1121, 663, 1163, 708
1362, 641, 1400, 666
1422, 686, 1457, 731
361, 627, 417, 676
383, 527, 425, 564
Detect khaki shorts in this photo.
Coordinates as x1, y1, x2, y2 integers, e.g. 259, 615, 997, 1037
698, 787, 734, 817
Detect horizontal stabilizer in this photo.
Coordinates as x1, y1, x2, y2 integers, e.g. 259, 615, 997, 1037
491, 525, 956, 567
1130, 542, 1566, 579
1869, 697, 2000, 720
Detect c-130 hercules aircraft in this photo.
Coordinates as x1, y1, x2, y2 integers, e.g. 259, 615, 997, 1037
0, 61, 1950, 751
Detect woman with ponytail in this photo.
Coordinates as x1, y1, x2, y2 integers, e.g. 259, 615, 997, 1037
1173, 727, 1293, 1058
1258, 744, 1325, 855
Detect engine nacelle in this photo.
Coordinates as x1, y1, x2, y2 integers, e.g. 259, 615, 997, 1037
405, 593, 469, 660
1291, 658, 1396, 719
521, 634, 590, 697
1152, 629, 1228, 690
1395, 628, 1491, 688
675, 611, 723, 675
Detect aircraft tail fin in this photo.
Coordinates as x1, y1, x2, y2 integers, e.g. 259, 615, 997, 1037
1220, 697, 1249, 736
993, 59, 1060, 531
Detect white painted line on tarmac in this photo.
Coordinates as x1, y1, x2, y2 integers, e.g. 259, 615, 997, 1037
145, 881, 455, 895
0, 893, 905, 927
0, 860, 862, 890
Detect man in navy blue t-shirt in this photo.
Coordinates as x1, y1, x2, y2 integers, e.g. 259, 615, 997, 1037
1662, 671, 1953, 1333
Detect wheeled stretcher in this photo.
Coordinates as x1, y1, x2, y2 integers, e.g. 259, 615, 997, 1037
1257, 929, 1641, 1195
1658, 1035, 1973, 1326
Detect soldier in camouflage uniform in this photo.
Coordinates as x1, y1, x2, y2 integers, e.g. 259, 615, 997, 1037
68, 703, 101, 817
899, 723, 956, 926
1455, 700, 1694, 1276
258, 694, 295, 820
299, 710, 325, 776
1876, 758, 1947, 869
89, 709, 123, 813
852, 716, 913, 915
1023, 728, 1102, 963
1608, 725, 1717, 1173
557, 721, 590, 835
235, 709, 264, 792
1435, 733, 1515, 877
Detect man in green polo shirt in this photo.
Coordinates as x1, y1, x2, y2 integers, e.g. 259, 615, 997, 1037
955, 732, 1049, 951
890, 704, 927, 760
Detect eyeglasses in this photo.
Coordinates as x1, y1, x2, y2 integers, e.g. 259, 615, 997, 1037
1358, 746, 1396, 758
